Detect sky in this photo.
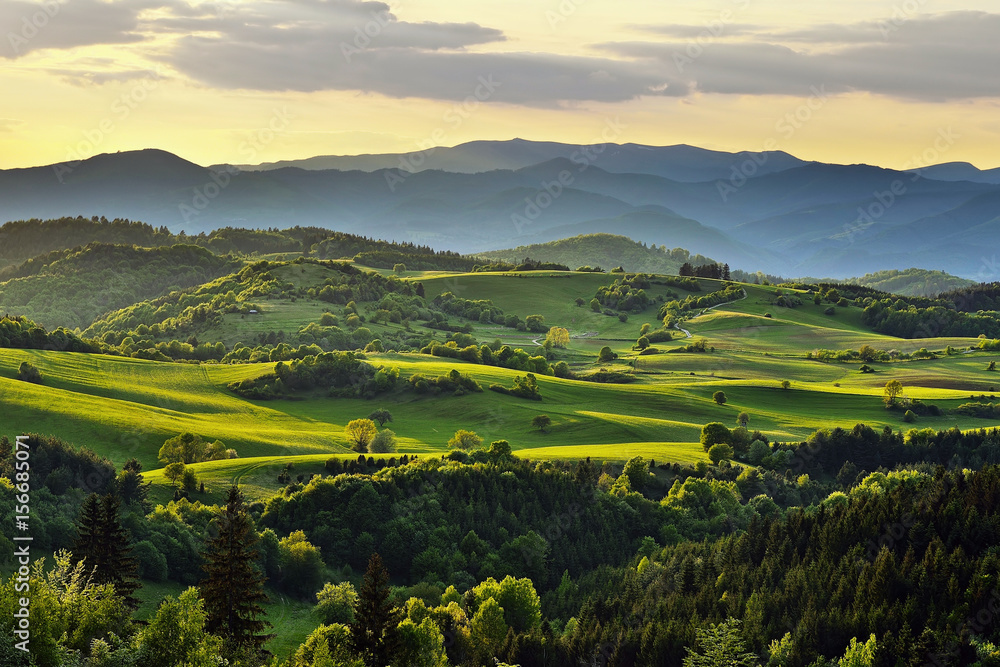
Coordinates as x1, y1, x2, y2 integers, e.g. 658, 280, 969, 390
1, 0, 999, 170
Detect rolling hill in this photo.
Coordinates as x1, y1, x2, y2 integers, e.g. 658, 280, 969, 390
3, 146, 1000, 279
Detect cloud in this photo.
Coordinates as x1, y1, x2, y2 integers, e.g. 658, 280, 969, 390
628, 23, 765, 39
2, 0, 171, 59
148, 0, 677, 104
0, 118, 24, 132
599, 12, 1000, 102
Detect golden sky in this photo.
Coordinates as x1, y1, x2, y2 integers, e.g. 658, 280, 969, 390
1, 0, 998, 170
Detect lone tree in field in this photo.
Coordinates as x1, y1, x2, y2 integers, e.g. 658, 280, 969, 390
736, 412, 750, 428
345, 419, 378, 452
368, 429, 396, 454
351, 552, 401, 667
883, 380, 903, 407
72, 493, 141, 609
781, 380, 791, 390
989, 361, 996, 371
598, 346, 617, 363
200, 486, 272, 655
367, 408, 393, 427
713, 391, 727, 405
532, 415, 552, 432
448, 430, 483, 450
545, 326, 570, 348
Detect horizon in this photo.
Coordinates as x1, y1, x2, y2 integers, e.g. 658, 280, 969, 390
5, 139, 998, 174
2, 1, 999, 171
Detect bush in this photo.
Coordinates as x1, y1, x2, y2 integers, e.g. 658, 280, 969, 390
708, 443, 734, 465
824, 307, 836, 315
448, 430, 483, 450
315, 582, 357, 625
17, 361, 42, 384
368, 429, 397, 453
598, 346, 617, 363
903, 410, 917, 423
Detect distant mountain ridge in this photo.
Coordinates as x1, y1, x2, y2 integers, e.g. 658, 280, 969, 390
3, 144, 1000, 279
218, 138, 809, 183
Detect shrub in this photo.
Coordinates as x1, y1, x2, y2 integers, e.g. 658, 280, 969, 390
708, 443, 734, 465
17, 361, 42, 384
368, 429, 397, 453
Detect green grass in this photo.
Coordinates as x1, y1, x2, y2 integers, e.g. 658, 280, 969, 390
3, 273, 999, 493
135, 578, 316, 660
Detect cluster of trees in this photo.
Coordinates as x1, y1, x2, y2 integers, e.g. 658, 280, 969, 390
432, 292, 507, 325
806, 344, 931, 363
13, 423, 1000, 665
593, 275, 653, 312
419, 339, 566, 377
354, 250, 478, 272
227, 351, 399, 399
657, 284, 744, 322
158, 433, 237, 465
408, 369, 483, 396
679, 262, 731, 280
861, 299, 1000, 339
472, 258, 571, 273
489, 373, 542, 400
0, 315, 98, 352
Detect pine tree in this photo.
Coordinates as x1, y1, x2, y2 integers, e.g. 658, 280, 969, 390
71, 493, 141, 609
200, 485, 272, 655
116, 458, 151, 512
351, 552, 401, 667
97, 493, 141, 609
71, 493, 103, 573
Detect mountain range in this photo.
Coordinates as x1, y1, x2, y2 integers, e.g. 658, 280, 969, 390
2, 140, 999, 279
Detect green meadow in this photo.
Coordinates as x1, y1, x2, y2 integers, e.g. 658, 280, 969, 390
3, 271, 999, 503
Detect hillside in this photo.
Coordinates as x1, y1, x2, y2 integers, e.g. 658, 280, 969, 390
477, 233, 716, 274
847, 268, 974, 297
4, 149, 1000, 278
0, 243, 241, 329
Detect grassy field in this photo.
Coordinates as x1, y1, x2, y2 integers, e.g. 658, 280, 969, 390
2, 270, 999, 485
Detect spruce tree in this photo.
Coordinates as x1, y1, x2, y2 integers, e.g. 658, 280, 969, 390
116, 458, 152, 512
351, 552, 401, 667
71, 493, 141, 609
71, 493, 102, 573
200, 485, 272, 655
97, 493, 141, 609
